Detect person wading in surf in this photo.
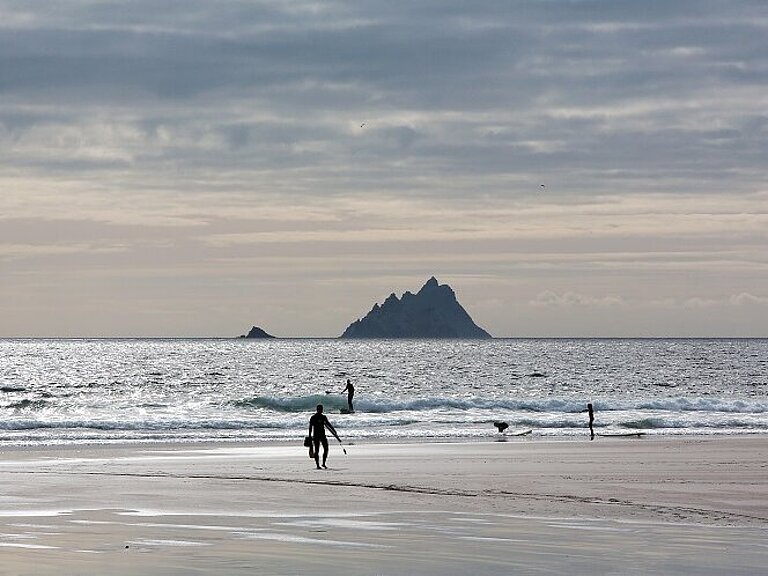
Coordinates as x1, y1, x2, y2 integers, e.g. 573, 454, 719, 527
308, 404, 341, 469
342, 378, 355, 412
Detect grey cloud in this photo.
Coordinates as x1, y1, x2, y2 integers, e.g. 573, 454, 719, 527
1, 3, 764, 114
1, 1, 767, 336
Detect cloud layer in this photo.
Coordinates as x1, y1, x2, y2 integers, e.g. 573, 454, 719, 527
1, 1, 766, 336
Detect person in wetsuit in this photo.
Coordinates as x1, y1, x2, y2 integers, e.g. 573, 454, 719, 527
587, 402, 595, 440
308, 404, 340, 469
342, 378, 355, 412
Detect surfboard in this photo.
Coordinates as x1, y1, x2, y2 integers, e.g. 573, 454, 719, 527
340, 408, 355, 414
596, 432, 645, 438
509, 429, 533, 436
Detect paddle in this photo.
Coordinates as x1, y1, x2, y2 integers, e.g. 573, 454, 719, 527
330, 430, 347, 455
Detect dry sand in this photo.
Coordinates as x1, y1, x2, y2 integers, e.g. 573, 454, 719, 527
0, 436, 766, 575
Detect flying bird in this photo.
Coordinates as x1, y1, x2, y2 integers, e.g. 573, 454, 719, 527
493, 421, 509, 433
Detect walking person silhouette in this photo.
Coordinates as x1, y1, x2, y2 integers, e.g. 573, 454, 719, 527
308, 404, 341, 469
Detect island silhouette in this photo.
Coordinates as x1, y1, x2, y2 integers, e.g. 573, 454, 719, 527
240, 277, 491, 339
240, 326, 276, 339
340, 277, 491, 339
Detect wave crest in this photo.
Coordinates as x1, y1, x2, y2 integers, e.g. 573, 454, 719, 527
233, 395, 768, 414
235, 394, 349, 412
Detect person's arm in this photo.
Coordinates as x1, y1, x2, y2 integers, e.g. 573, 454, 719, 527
308, 418, 313, 438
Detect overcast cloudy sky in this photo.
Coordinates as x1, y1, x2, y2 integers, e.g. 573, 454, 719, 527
1, 0, 766, 337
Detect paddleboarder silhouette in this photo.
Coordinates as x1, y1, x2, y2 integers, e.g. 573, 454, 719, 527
342, 379, 355, 412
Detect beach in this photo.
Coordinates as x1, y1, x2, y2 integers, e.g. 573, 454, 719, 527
1, 436, 766, 575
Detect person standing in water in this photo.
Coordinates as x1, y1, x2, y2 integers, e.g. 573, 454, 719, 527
587, 402, 595, 440
308, 404, 341, 469
342, 378, 355, 412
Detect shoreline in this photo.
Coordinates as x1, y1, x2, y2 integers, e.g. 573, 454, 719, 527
3, 428, 768, 451
1, 436, 766, 574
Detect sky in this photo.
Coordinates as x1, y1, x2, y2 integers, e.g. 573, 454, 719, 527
1, 0, 766, 338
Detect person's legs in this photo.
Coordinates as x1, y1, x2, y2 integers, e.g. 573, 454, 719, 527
313, 438, 321, 469
321, 438, 329, 468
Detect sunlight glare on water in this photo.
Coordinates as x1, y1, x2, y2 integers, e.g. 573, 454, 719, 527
0, 338, 765, 445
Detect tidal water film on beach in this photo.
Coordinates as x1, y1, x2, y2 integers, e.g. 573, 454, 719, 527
0, 339, 766, 446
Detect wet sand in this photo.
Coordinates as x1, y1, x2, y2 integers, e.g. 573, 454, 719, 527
0, 437, 766, 574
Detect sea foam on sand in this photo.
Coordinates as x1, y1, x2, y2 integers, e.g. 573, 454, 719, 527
0, 437, 766, 575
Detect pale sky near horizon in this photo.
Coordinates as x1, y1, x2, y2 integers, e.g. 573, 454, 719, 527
1, 1, 767, 338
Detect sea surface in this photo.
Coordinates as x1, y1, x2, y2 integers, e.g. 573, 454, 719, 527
0, 338, 766, 446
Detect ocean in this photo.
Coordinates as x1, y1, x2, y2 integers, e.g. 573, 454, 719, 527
1, 338, 766, 446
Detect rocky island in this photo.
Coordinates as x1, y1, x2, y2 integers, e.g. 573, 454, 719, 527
340, 277, 492, 339
240, 326, 276, 339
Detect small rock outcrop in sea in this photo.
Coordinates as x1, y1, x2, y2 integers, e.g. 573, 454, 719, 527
240, 326, 276, 339
340, 277, 492, 339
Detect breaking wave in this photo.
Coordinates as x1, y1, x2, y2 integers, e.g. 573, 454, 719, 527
236, 395, 768, 415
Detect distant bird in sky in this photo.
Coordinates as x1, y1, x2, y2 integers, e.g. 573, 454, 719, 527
493, 421, 509, 433
360, 122, 366, 128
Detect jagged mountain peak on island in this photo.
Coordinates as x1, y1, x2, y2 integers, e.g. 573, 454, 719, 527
420, 276, 440, 292
340, 278, 491, 339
